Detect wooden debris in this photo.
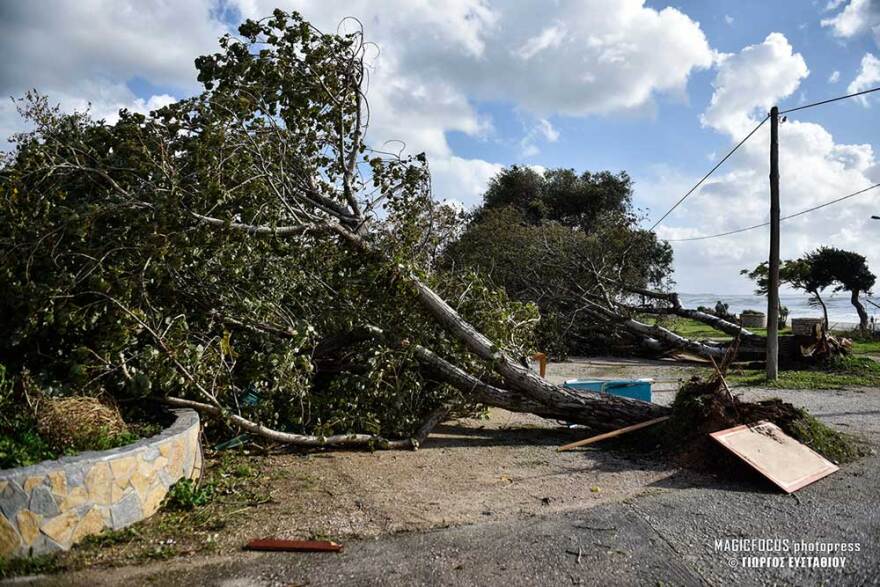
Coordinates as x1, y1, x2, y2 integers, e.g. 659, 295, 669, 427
245, 538, 343, 552
710, 421, 839, 493
531, 352, 548, 378
557, 416, 671, 452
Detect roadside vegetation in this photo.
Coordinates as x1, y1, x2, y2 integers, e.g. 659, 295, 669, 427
0, 450, 273, 578
727, 356, 880, 390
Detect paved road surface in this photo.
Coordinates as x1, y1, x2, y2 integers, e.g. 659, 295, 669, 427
24, 387, 880, 587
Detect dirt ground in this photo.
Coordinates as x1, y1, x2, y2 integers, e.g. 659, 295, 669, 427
12, 356, 879, 585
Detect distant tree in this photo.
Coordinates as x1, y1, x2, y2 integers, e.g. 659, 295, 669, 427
742, 257, 834, 327
479, 166, 633, 232
446, 166, 672, 356
810, 247, 875, 331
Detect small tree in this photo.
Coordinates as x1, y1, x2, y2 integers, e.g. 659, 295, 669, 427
742, 257, 834, 327
810, 247, 876, 331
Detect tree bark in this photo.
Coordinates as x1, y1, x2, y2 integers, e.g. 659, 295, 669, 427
407, 333, 669, 430
162, 396, 448, 450
851, 289, 869, 331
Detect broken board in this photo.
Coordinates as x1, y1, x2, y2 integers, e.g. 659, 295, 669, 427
710, 421, 839, 493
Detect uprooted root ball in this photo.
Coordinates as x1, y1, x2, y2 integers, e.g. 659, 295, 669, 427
623, 376, 866, 471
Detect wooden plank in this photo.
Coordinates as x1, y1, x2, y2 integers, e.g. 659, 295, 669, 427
531, 352, 547, 378
557, 416, 671, 452
710, 421, 838, 493
246, 539, 343, 552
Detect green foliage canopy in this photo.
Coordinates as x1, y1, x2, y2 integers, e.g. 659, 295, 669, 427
0, 11, 539, 440
445, 166, 673, 355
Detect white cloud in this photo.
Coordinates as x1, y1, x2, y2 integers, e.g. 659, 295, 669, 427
429, 156, 504, 206
232, 0, 714, 118
848, 53, 880, 105
518, 118, 561, 157
227, 0, 714, 204
0, 0, 227, 145
537, 119, 560, 142
724, 15, 734, 26
821, 0, 880, 46
701, 33, 809, 136
829, 70, 841, 83
515, 23, 567, 60
653, 33, 880, 293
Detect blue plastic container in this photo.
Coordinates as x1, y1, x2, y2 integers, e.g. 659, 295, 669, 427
563, 378, 653, 402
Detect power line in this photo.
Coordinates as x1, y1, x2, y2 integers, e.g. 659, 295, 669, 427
780, 85, 880, 115
666, 183, 880, 242
648, 115, 769, 231
648, 86, 880, 231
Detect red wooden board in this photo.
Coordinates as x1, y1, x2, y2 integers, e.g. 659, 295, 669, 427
246, 539, 343, 552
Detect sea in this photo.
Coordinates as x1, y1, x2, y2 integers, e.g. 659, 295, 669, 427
678, 293, 880, 329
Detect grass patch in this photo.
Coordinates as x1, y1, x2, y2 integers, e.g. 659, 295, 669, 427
841, 332, 880, 355
0, 554, 61, 579
639, 315, 790, 341
0, 450, 272, 579
727, 356, 880, 390
852, 339, 880, 354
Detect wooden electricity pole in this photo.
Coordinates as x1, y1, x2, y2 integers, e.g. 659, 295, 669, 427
767, 106, 780, 380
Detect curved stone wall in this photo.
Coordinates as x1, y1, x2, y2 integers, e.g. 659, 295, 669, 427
0, 409, 201, 557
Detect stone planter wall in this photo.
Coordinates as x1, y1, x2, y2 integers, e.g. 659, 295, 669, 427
0, 409, 201, 558
740, 312, 767, 328
792, 317, 824, 336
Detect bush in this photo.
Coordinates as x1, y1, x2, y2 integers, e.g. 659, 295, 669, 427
164, 479, 214, 511
0, 366, 56, 468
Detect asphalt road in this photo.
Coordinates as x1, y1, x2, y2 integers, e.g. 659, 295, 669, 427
25, 387, 880, 587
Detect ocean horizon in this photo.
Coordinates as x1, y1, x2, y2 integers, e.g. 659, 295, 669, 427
677, 292, 878, 327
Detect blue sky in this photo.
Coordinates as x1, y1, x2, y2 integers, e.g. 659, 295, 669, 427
443, 0, 879, 217
2, 0, 879, 294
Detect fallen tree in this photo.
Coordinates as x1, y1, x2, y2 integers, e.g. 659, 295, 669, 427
0, 10, 670, 449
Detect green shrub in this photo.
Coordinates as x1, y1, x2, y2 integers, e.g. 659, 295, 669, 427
0, 365, 57, 468
164, 479, 214, 511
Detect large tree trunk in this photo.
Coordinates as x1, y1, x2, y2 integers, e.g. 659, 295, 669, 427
406, 331, 669, 430
326, 223, 667, 430
851, 289, 869, 331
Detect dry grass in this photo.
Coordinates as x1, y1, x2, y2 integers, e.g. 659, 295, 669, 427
36, 396, 129, 451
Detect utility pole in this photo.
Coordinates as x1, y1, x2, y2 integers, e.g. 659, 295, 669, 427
767, 106, 780, 380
